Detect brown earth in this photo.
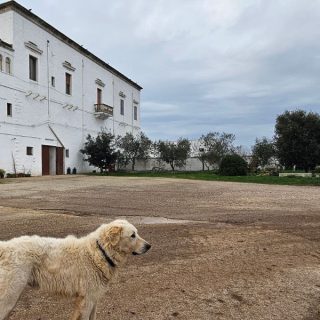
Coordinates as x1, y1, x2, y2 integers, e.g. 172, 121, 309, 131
0, 175, 320, 320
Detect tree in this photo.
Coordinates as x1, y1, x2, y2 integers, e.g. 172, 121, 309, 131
80, 131, 117, 172
251, 137, 276, 168
233, 145, 249, 159
157, 138, 191, 171
197, 132, 236, 169
219, 154, 248, 176
116, 132, 152, 171
275, 110, 320, 171
197, 150, 211, 171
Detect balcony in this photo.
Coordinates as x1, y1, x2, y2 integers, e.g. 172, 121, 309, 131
94, 103, 113, 119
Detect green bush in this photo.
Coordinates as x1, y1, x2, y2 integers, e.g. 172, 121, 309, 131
219, 154, 248, 176
0, 169, 5, 179
6, 173, 31, 178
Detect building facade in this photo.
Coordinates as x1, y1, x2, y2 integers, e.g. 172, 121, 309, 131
0, 1, 142, 176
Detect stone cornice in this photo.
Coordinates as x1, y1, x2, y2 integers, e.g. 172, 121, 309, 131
62, 61, 76, 72
0, 39, 14, 52
24, 41, 43, 54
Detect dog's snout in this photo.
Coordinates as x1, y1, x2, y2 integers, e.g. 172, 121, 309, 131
144, 243, 151, 252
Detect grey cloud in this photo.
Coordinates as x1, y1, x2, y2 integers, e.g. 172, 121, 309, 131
18, 0, 320, 147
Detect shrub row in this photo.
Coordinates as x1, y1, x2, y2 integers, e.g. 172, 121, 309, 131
6, 173, 31, 178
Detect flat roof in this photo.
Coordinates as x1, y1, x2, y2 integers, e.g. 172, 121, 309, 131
0, 1, 143, 90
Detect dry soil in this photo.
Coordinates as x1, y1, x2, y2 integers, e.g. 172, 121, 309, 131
0, 175, 320, 320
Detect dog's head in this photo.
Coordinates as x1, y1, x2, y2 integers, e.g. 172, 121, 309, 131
98, 220, 151, 256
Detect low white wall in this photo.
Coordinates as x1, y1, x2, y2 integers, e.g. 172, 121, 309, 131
279, 173, 312, 177
124, 157, 209, 172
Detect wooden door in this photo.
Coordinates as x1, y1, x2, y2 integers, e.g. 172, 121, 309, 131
42, 145, 50, 175
56, 147, 64, 175
97, 88, 102, 104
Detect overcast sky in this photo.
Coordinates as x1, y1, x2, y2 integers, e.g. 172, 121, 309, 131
16, 0, 320, 147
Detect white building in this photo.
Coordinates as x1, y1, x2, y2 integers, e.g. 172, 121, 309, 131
0, 1, 142, 176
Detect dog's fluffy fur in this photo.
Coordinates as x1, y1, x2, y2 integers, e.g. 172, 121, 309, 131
0, 219, 151, 320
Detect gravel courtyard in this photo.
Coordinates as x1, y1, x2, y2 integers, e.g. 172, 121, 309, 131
0, 175, 320, 320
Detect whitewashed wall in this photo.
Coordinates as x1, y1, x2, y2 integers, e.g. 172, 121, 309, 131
0, 8, 141, 176
0, 10, 13, 43
125, 158, 205, 172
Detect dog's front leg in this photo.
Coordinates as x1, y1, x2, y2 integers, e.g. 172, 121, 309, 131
89, 303, 97, 320
71, 296, 95, 320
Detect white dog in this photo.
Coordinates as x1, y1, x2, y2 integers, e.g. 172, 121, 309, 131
0, 219, 151, 320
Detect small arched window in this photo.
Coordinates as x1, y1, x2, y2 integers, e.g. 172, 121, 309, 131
0, 55, 3, 72
5, 57, 11, 74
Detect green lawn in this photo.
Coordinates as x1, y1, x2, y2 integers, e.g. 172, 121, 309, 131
89, 171, 320, 186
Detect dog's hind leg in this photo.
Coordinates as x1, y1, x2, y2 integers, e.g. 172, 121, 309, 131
0, 278, 28, 320
89, 303, 97, 320
0, 267, 30, 320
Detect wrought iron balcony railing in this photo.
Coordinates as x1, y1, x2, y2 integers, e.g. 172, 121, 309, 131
94, 103, 113, 119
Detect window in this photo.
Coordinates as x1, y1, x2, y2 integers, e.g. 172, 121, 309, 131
97, 88, 102, 104
0, 55, 2, 72
26, 147, 33, 156
65, 149, 69, 158
65, 73, 72, 95
7, 103, 12, 117
29, 55, 37, 81
134, 106, 138, 121
120, 99, 124, 115
51, 76, 55, 87
5, 57, 11, 74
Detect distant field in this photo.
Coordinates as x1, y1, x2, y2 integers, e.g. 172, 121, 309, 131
89, 171, 320, 186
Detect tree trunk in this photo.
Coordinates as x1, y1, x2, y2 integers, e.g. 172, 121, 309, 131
132, 158, 135, 171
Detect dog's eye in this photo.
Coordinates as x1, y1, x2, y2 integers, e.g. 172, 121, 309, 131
131, 233, 136, 239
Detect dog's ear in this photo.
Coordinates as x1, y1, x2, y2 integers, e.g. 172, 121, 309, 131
105, 226, 122, 246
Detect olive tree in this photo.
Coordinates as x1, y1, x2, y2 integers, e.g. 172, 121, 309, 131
156, 138, 191, 171
116, 132, 152, 171
197, 132, 236, 170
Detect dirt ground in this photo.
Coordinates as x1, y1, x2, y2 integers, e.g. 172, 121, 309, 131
0, 175, 320, 320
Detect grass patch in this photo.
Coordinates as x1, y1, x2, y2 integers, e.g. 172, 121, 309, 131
88, 171, 320, 186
